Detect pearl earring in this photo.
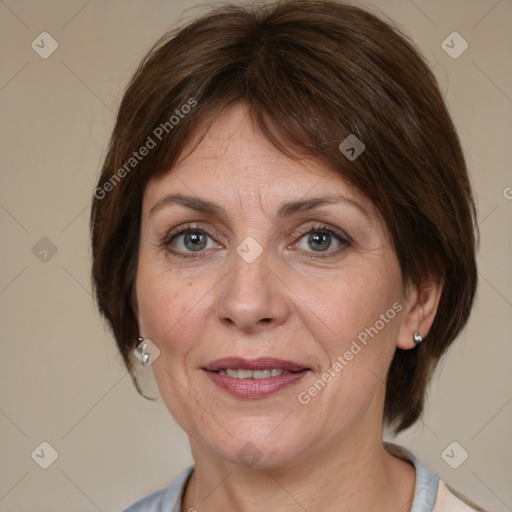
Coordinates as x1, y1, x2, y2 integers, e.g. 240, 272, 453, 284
413, 331, 424, 345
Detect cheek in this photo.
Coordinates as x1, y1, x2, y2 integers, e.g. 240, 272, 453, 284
137, 274, 201, 346
135, 250, 193, 344
135, 265, 212, 430
292, 259, 403, 359
293, 267, 403, 431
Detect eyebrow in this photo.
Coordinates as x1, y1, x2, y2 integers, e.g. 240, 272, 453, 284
149, 193, 372, 221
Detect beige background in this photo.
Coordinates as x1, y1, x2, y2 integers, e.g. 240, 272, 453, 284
1, 0, 511, 511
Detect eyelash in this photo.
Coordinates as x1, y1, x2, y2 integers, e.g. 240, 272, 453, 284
161, 222, 351, 259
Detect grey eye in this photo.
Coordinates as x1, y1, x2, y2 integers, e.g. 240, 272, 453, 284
181, 232, 208, 251
306, 232, 333, 251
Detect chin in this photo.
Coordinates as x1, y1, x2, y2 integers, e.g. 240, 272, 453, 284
204, 418, 311, 469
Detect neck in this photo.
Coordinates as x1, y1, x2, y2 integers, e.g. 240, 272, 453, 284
182, 424, 415, 512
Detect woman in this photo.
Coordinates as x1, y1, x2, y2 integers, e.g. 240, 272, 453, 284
90, 1, 483, 510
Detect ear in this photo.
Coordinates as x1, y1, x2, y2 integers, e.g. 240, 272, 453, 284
396, 276, 443, 350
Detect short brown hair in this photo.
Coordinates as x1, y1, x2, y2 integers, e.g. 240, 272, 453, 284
90, 0, 478, 433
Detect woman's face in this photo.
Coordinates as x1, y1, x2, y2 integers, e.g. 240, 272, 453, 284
136, 104, 414, 468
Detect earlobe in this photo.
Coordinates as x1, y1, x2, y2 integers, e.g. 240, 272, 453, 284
396, 277, 443, 350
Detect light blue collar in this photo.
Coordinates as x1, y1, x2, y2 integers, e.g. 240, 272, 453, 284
124, 443, 440, 511
385, 442, 440, 511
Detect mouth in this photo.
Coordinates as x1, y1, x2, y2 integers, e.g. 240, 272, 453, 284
202, 357, 311, 399
203, 356, 309, 374
215, 368, 295, 379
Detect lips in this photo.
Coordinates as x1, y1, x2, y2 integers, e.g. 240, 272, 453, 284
202, 357, 310, 399
203, 357, 309, 373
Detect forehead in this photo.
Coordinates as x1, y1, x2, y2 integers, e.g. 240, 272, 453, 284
175, 104, 326, 181
143, 104, 377, 219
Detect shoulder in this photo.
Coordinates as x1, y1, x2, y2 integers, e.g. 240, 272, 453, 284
384, 442, 487, 512
122, 465, 194, 512
434, 480, 489, 512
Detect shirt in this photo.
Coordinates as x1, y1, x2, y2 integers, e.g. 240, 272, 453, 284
122, 443, 485, 512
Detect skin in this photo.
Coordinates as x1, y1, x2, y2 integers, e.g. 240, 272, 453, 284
135, 104, 442, 511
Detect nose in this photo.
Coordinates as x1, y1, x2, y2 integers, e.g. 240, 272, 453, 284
216, 242, 290, 334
